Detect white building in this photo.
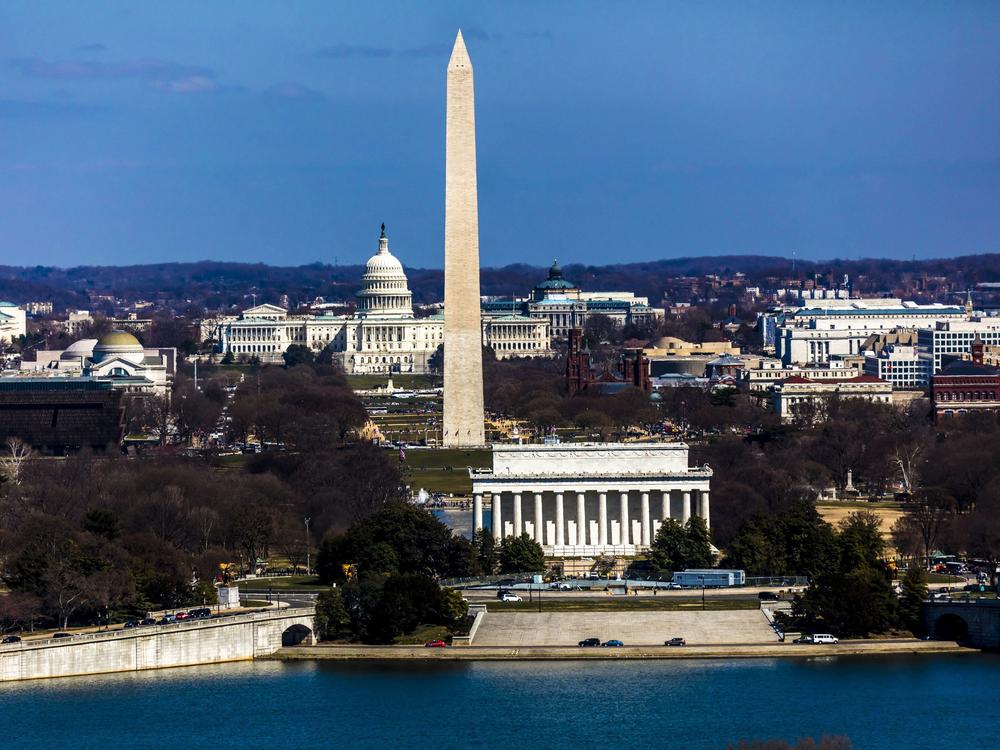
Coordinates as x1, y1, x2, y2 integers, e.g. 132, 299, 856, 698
745, 357, 863, 391
863, 344, 932, 390
771, 375, 892, 422
0, 301, 26, 344
917, 319, 1000, 374
470, 442, 712, 558
63, 310, 94, 336
215, 226, 551, 372
482, 261, 663, 341
774, 299, 968, 365
15, 331, 175, 397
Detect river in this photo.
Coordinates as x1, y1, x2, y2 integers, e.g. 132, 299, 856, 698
4, 654, 997, 749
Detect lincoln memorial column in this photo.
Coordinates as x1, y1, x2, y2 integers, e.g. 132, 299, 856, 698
576, 492, 586, 547
640, 491, 651, 546
619, 491, 630, 546
699, 490, 711, 529
682, 491, 692, 525
534, 493, 544, 545
598, 492, 608, 547
513, 493, 522, 537
661, 490, 670, 521
492, 493, 502, 540
555, 492, 565, 547
473, 493, 483, 533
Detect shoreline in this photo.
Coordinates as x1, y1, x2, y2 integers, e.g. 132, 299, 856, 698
269, 639, 971, 661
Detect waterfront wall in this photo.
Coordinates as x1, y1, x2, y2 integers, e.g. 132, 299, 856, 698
923, 599, 1000, 648
452, 604, 487, 647
0, 607, 315, 682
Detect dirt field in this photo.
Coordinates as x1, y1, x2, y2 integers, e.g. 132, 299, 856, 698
816, 503, 906, 539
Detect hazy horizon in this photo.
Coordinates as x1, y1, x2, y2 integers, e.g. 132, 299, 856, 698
2, 2, 999, 267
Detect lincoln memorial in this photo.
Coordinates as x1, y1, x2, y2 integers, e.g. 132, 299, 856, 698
470, 442, 712, 557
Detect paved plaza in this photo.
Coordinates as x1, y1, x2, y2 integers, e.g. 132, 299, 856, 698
472, 610, 779, 647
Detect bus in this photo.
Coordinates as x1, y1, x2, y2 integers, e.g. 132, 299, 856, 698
672, 569, 746, 588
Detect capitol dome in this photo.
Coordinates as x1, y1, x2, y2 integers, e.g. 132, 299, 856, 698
356, 224, 414, 318
92, 330, 145, 365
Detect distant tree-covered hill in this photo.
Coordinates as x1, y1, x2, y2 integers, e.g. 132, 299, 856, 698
1, 253, 998, 313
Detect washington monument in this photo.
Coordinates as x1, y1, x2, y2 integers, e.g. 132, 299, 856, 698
443, 30, 486, 447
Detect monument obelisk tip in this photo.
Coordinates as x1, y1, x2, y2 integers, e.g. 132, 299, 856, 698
449, 29, 471, 68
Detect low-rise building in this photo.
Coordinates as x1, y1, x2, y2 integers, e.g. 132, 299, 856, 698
214, 227, 551, 372
63, 310, 94, 336
482, 260, 663, 342
642, 337, 741, 378
745, 357, 863, 391
17, 331, 175, 397
863, 344, 932, 391
917, 319, 1000, 373
931, 342, 1000, 420
770, 298, 969, 365
772, 374, 892, 422
0, 301, 26, 343
0, 378, 125, 453
24, 301, 53, 316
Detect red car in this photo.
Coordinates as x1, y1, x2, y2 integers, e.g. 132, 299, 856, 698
424, 640, 448, 648
174, 612, 191, 621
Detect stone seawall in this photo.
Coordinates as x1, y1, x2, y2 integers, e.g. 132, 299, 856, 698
0, 607, 315, 682
271, 638, 968, 661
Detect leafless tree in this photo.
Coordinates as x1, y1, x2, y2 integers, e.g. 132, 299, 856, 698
0, 437, 31, 487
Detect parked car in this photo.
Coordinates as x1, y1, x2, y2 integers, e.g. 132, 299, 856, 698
663, 582, 682, 590
123, 619, 139, 629
158, 614, 176, 624
424, 640, 448, 648
2, 635, 21, 644
52, 632, 72, 639
174, 612, 191, 621
189, 608, 212, 619
793, 634, 839, 644
139, 618, 157, 627
500, 593, 522, 602
578, 637, 601, 647
757, 591, 779, 601
664, 637, 686, 646
602, 639, 624, 647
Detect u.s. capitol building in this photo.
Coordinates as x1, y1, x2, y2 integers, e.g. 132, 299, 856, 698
212, 226, 552, 373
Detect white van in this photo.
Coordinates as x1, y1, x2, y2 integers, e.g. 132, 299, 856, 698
812, 633, 839, 644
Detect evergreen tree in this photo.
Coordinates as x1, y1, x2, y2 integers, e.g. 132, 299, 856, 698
648, 518, 713, 574
474, 528, 497, 575
497, 533, 545, 574
898, 565, 929, 635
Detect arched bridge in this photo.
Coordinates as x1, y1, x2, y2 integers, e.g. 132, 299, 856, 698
0, 606, 316, 682
923, 599, 1000, 649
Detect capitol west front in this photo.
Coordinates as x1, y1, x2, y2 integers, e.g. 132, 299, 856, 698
213, 227, 552, 373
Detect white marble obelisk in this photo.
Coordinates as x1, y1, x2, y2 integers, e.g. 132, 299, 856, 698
443, 30, 486, 448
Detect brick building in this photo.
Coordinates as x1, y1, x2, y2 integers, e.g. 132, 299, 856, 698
931, 340, 1000, 420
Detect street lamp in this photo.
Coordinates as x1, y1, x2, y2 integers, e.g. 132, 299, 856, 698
700, 574, 706, 611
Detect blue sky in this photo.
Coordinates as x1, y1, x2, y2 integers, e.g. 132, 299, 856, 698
1, 1, 999, 268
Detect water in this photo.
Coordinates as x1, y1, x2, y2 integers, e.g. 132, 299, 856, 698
4, 655, 999, 750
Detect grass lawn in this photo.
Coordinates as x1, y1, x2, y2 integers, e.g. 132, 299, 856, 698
215, 453, 253, 468
400, 448, 491, 495
488, 598, 760, 613
816, 500, 904, 510
401, 448, 490, 469
393, 624, 451, 645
